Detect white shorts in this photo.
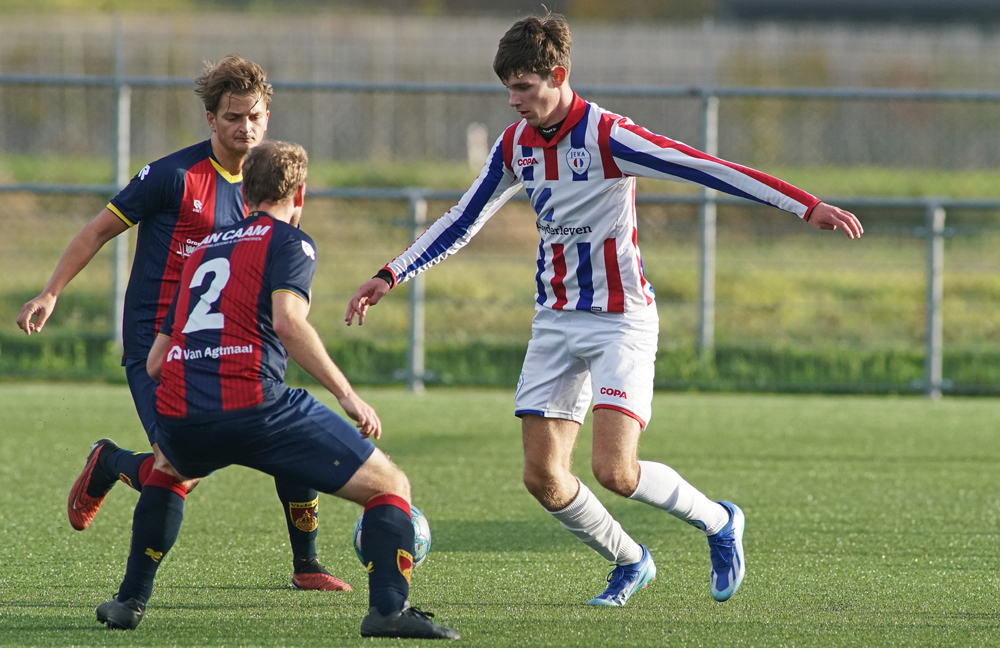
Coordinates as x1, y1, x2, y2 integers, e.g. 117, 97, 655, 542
514, 303, 658, 429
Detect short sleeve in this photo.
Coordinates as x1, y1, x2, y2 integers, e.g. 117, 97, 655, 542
107, 160, 179, 227
269, 231, 317, 303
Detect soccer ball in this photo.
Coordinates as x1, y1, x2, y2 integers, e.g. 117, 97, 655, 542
353, 504, 431, 569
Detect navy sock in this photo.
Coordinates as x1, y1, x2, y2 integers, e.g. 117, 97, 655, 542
101, 449, 154, 492
116, 470, 187, 605
275, 479, 319, 564
361, 495, 414, 615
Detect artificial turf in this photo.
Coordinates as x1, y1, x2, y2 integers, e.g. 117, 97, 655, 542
0, 383, 996, 647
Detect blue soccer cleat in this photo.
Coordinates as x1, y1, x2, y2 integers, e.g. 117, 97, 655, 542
708, 501, 745, 602
586, 545, 656, 607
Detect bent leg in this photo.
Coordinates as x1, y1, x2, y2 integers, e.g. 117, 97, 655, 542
336, 449, 413, 616
523, 414, 643, 566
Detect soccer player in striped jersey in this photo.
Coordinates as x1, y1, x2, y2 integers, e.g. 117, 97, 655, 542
96, 141, 459, 639
346, 14, 864, 607
16, 55, 348, 591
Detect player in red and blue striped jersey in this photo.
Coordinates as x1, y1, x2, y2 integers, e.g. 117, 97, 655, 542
347, 14, 864, 608
96, 141, 459, 639
16, 55, 348, 592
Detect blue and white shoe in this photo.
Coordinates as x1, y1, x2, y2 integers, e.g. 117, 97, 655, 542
586, 545, 656, 607
707, 501, 745, 602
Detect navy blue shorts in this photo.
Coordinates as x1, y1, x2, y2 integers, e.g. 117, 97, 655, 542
124, 357, 160, 445
155, 388, 376, 494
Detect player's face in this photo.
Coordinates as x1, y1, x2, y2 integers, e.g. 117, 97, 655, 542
207, 92, 270, 157
504, 70, 564, 128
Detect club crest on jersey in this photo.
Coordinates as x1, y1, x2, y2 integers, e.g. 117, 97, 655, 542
166, 346, 183, 362
290, 499, 319, 532
397, 549, 414, 584
192, 199, 204, 214
567, 147, 592, 175
138, 165, 151, 181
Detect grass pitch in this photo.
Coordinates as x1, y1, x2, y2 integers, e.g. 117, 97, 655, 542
0, 383, 996, 647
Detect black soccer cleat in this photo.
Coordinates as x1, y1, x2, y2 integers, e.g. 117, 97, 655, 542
360, 602, 460, 640
96, 597, 145, 630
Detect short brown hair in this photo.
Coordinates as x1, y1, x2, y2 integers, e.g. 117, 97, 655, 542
194, 54, 273, 115
242, 141, 308, 208
493, 13, 572, 82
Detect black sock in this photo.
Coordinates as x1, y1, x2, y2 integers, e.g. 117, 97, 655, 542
361, 495, 414, 615
116, 471, 187, 605
275, 479, 319, 563
100, 449, 154, 493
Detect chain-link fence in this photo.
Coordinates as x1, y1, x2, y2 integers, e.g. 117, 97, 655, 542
1, 13, 998, 395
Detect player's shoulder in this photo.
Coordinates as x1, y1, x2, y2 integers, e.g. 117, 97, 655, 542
135, 140, 213, 184
264, 217, 317, 258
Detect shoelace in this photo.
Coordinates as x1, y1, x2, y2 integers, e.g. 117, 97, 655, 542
405, 606, 436, 620
709, 533, 735, 571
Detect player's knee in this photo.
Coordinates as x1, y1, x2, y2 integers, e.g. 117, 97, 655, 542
592, 464, 637, 497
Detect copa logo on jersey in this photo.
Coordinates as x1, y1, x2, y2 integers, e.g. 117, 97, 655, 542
517, 157, 539, 167
599, 387, 628, 399
567, 147, 592, 175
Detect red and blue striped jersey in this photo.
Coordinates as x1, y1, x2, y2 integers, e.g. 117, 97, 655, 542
383, 94, 821, 313
107, 139, 248, 359
155, 213, 317, 419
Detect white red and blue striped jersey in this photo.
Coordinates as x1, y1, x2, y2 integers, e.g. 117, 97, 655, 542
383, 93, 821, 313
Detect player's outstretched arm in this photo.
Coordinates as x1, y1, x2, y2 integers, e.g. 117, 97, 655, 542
274, 291, 382, 439
344, 277, 391, 327
16, 208, 128, 335
807, 202, 864, 239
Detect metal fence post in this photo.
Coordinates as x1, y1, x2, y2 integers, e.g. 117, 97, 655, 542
697, 18, 718, 357
924, 203, 946, 399
111, 11, 131, 350
406, 193, 427, 393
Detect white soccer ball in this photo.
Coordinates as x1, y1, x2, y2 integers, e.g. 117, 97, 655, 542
353, 504, 431, 569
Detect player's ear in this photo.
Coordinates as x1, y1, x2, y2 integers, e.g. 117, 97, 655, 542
551, 66, 568, 87
294, 184, 305, 208
206, 110, 217, 133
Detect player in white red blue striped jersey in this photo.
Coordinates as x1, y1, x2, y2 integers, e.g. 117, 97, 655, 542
347, 13, 864, 607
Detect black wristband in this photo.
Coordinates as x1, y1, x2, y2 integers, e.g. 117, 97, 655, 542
374, 268, 395, 288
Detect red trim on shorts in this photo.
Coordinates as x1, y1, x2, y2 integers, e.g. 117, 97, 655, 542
593, 404, 647, 430
366, 494, 411, 517
145, 469, 189, 499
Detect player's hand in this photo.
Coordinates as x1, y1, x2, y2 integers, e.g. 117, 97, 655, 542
345, 278, 391, 326
338, 392, 382, 440
16, 293, 57, 336
807, 202, 864, 239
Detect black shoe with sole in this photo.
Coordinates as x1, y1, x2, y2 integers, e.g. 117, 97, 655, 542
360, 601, 460, 640
96, 597, 145, 630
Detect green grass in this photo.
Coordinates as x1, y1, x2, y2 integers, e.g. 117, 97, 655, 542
0, 383, 997, 646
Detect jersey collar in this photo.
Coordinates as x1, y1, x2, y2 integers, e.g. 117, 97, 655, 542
517, 93, 587, 149
205, 139, 243, 184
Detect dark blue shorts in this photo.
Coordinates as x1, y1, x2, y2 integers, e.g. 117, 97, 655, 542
124, 357, 160, 445
154, 388, 376, 494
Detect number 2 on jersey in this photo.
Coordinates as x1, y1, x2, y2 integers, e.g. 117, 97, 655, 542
182, 257, 231, 334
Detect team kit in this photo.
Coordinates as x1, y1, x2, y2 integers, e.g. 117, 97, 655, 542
18, 12, 863, 641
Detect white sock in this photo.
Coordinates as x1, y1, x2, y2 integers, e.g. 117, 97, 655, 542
546, 480, 644, 565
629, 460, 728, 536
